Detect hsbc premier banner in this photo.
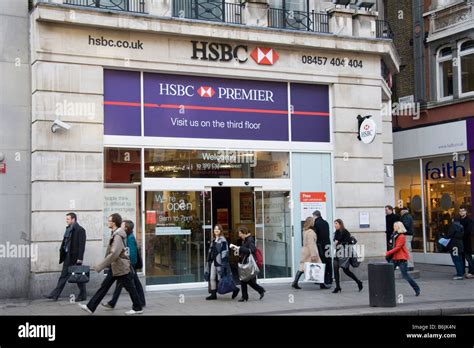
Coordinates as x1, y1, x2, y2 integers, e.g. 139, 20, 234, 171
104, 70, 330, 142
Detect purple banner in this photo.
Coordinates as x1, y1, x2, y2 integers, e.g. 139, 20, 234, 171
104, 70, 330, 143
466, 119, 474, 217
290, 83, 330, 142
143, 73, 289, 141
104, 70, 141, 136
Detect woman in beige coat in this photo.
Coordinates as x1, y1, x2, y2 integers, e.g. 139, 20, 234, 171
291, 216, 322, 289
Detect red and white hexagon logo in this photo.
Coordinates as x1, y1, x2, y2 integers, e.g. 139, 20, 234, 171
197, 86, 215, 98
251, 47, 279, 65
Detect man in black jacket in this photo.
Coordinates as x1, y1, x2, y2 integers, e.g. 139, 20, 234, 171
45, 212, 87, 301
385, 205, 400, 249
459, 207, 474, 278
312, 210, 332, 289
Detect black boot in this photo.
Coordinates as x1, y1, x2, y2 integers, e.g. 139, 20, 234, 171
291, 271, 304, 290
206, 290, 217, 300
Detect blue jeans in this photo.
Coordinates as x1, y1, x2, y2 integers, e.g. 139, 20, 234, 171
391, 260, 420, 293
451, 253, 465, 277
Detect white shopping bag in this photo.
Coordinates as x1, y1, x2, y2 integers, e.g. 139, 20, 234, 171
304, 262, 325, 283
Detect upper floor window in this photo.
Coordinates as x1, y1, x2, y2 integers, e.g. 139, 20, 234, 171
459, 40, 474, 96
437, 46, 453, 101
269, 0, 308, 11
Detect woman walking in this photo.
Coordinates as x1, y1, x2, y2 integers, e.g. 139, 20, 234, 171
332, 219, 363, 293
231, 226, 266, 302
205, 224, 239, 300
386, 221, 420, 295
292, 216, 321, 289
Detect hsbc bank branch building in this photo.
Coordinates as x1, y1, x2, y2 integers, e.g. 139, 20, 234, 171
7, 0, 399, 296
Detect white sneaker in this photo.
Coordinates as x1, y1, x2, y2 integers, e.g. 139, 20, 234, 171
78, 303, 93, 314
465, 273, 474, 279
452, 276, 464, 280
100, 302, 114, 310
125, 309, 143, 315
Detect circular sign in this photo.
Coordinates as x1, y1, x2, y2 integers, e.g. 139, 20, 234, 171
359, 118, 377, 144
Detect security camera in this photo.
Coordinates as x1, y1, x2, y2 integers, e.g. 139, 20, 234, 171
51, 119, 71, 133
244, 181, 250, 186
218, 182, 223, 186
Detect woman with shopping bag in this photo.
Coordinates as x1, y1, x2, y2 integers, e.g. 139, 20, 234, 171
230, 226, 266, 302
204, 224, 239, 300
291, 216, 322, 289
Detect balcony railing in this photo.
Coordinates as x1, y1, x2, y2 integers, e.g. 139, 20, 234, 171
376, 19, 394, 39
268, 8, 330, 33
63, 0, 146, 13
172, 0, 243, 25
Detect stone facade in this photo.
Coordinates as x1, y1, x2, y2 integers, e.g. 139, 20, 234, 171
19, 0, 400, 296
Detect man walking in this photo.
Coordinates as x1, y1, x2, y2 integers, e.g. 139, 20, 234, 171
102, 220, 146, 309
385, 205, 400, 249
400, 208, 415, 270
79, 213, 143, 315
312, 210, 332, 289
459, 207, 474, 278
45, 212, 87, 301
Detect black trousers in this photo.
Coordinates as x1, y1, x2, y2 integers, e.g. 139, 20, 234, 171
461, 250, 474, 274
317, 243, 333, 285
333, 258, 361, 289
49, 255, 86, 299
87, 271, 142, 312
241, 277, 265, 300
108, 267, 146, 308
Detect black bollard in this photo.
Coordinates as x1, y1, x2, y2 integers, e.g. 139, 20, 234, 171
368, 263, 396, 307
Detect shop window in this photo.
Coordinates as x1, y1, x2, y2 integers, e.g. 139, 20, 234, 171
394, 160, 424, 252
437, 46, 454, 100
423, 154, 471, 253
144, 149, 290, 179
104, 148, 141, 184
459, 40, 474, 96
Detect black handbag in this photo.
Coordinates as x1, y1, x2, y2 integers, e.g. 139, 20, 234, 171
217, 269, 237, 295
67, 265, 90, 284
135, 248, 143, 270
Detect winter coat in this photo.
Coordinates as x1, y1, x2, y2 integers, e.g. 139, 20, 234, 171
460, 216, 473, 254
299, 229, 321, 271
127, 233, 138, 267
400, 213, 414, 236
95, 228, 131, 277
59, 222, 86, 265
207, 236, 231, 278
446, 222, 464, 254
386, 233, 409, 261
238, 235, 257, 264
313, 217, 331, 261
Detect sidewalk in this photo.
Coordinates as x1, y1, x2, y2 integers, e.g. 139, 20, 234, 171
0, 264, 472, 316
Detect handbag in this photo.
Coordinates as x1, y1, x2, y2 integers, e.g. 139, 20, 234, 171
217, 269, 238, 295
339, 257, 351, 269
135, 247, 143, 270
67, 265, 90, 284
238, 253, 260, 282
438, 238, 450, 247
303, 262, 325, 283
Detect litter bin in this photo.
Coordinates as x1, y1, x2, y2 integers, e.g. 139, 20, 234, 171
368, 263, 396, 307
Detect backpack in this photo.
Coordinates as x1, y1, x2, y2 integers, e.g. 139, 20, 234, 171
255, 247, 263, 270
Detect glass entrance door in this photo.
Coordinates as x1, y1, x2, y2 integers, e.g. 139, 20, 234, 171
144, 190, 211, 285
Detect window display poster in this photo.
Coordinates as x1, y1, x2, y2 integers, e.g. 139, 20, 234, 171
104, 187, 138, 246
240, 192, 254, 222
300, 192, 327, 221
217, 208, 229, 231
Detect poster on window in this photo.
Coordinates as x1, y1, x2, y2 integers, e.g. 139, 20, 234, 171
300, 192, 327, 221
240, 192, 254, 222
104, 186, 139, 247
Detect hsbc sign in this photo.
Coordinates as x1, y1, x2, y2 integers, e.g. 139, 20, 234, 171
191, 41, 279, 66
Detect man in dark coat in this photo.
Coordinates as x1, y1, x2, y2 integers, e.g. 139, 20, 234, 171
459, 207, 474, 278
400, 208, 414, 270
312, 210, 332, 289
385, 205, 400, 249
45, 212, 87, 301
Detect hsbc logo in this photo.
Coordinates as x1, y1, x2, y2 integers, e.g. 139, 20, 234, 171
197, 86, 215, 98
251, 47, 279, 65
190, 41, 279, 66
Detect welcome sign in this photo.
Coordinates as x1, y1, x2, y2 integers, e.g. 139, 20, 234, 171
104, 70, 330, 142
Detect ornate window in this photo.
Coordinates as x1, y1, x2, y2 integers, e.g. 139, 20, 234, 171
437, 46, 454, 100
459, 40, 474, 96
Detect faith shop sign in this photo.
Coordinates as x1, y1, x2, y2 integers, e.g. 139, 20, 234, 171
104, 70, 330, 142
